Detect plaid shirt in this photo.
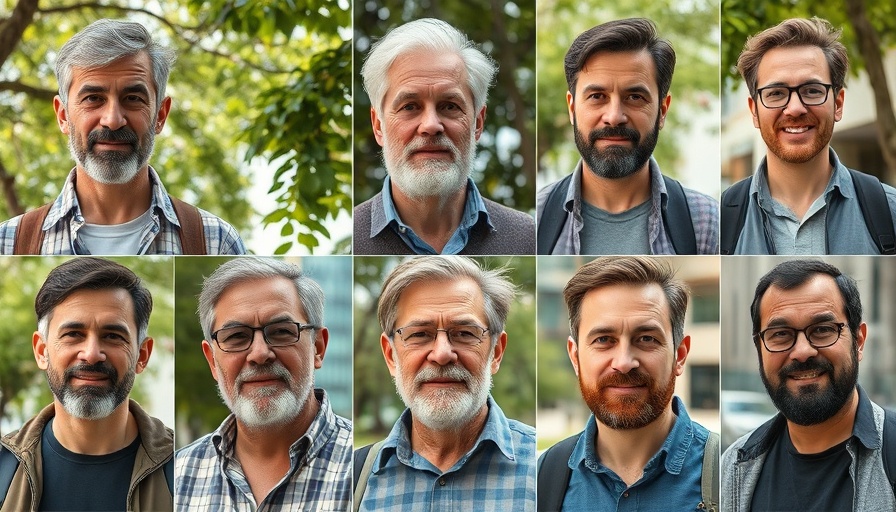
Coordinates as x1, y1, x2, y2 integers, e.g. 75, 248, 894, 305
175, 389, 352, 512
0, 167, 246, 254
536, 159, 719, 254
358, 396, 535, 512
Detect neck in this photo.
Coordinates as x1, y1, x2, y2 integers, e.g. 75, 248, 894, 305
51, 399, 137, 455
410, 404, 488, 472
764, 147, 833, 218
234, 391, 320, 461
787, 387, 858, 454
74, 166, 153, 225
391, 183, 467, 253
594, 405, 676, 486
580, 163, 651, 213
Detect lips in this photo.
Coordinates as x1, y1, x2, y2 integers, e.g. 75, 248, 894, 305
781, 126, 811, 134
788, 369, 824, 380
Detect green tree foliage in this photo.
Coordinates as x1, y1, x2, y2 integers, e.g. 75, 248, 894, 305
353, 0, 537, 212
721, 0, 896, 182
537, 0, 720, 182
352, 256, 536, 444
0, 0, 351, 253
0, 256, 173, 428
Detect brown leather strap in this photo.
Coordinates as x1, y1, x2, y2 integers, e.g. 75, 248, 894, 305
13, 203, 52, 255
168, 195, 207, 255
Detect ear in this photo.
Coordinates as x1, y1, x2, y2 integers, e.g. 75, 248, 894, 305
566, 336, 580, 377
34, 331, 49, 370
489, 331, 507, 374
201, 340, 219, 381
674, 335, 691, 376
748, 96, 760, 129
371, 107, 385, 147
313, 327, 329, 369
855, 322, 867, 362
54, 96, 70, 134
473, 105, 487, 141
135, 337, 154, 374
154, 96, 172, 134
381, 332, 397, 377
566, 90, 575, 126
833, 87, 845, 122
658, 94, 672, 130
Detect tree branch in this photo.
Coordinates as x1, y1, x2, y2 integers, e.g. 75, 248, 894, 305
0, 0, 40, 69
0, 157, 24, 218
0, 80, 56, 101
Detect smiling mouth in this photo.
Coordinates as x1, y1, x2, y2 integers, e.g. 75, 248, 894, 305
782, 126, 811, 134
789, 370, 824, 380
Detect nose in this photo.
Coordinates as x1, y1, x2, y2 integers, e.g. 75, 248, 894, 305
100, 99, 127, 131
788, 331, 819, 363
601, 97, 628, 126
781, 90, 808, 117
79, 334, 107, 365
245, 329, 275, 365
417, 105, 444, 137
426, 330, 458, 366
610, 343, 639, 374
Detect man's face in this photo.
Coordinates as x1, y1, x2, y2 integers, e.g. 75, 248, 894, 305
381, 277, 506, 431
756, 274, 864, 426
567, 283, 687, 430
34, 288, 151, 420
749, 45, 844, 166
202, 276, 326, 429
54, 52, 172, 185
567, 50, 670, 180
371, 50, 486, 200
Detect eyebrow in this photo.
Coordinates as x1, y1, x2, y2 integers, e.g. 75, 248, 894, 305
122, 84, 150, 97
764, 312, 837, 328
583, 321, 664, 340
76, 84, 108, 97
758, 79, 826, 89
218, 316, 297, 329
57, 321, 131, 336
580, 83, 652, 96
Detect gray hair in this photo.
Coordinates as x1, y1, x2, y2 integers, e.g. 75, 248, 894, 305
361, 18, 497, 115
55, 19, 176, 109
198, 258, 325, 343
377, 256, 517, 345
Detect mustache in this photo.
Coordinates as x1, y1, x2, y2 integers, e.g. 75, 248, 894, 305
235, 362, 291, 390
588, 126, 641, 146
597, 369, 652, 389
64, 361, 118, 382
403, 135, 460, 156
778, 358, 834, 379
87, 127, 138, 151
414, 364, 472, 388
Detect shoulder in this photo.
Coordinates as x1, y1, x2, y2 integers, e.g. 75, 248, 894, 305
483, 198, 535, 227
676, 182, 720, 254
721, 429, 755, 468
193, 207, 247, 255
175, 433, 216, 467
506, 417, 536, 440
536, 175, 574, 216
0, 214, 23, 255
353, 195, 377, 223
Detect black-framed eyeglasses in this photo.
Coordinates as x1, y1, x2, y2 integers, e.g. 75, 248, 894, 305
756, 321, 845, 353
394, 324, 489, 349
211, 321, 317, 353
755, 82, 833, 109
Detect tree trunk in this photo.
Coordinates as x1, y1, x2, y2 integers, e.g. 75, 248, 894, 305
0, 0, 40, 69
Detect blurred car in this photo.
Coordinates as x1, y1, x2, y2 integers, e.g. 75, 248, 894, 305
721, 390, 778, 449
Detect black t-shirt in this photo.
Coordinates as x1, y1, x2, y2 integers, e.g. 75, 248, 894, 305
38, 417, 140, 511
750, 425, 854, 512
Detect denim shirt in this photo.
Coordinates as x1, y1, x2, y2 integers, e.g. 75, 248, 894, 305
562, 397, 709, 511
378, 176, 494, 255
733, 148, 896, 254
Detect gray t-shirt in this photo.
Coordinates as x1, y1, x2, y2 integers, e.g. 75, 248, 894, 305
580, 199, 651, 255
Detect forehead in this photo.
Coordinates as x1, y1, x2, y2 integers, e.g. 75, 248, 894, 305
49, 288, 137, 326
759, 274, 844, 324
68, 52, 154, 93
383, 50, 472, 103
394, 276, 486, 322
756, 45, 831, 87
578, 282, 672, 331
576, 49, 658, 94
213, 276, 304, 327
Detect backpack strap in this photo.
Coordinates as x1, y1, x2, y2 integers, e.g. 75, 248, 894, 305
0, 446, 21, 507
720, 176, 753, 255
883, 408, 896, 496
700, 431, 720, 511
537, 174, 574, 255
352, 440, 384, 512
848, 169, 896, 255
168, 195, 207, 255
661, 176, 696, 254
12, 203, 52, 255
536, 434, 578, 512
164, 456, 174, 497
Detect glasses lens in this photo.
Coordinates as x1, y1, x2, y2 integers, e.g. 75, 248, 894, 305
762, 327, 796, 351
807, 322, 840, 346
263, 322, 301, 346
448, 327, 485, 346
216, 326, 253, 352
400, 327, 434, 347
798, 84, 828, 105
761, 87, 790, 108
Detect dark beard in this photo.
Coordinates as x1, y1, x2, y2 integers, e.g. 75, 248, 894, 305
574, 112, 661, 180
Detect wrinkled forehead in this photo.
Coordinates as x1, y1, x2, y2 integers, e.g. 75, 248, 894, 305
394, 276, 486, 324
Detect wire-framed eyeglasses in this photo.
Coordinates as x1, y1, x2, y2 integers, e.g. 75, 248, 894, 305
211, 321, 317, 353
755, 82, 833, 109
755, 321, 845, 353
394, 324, 489, 349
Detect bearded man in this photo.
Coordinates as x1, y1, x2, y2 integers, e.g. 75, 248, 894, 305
0, 257, 172, 511
352, 256, 535, 511
353, 18, 535, 256
721, 260, 896, 511
537, 256, 719, 511
536, 18, 718, 255
175, 258, 351, 511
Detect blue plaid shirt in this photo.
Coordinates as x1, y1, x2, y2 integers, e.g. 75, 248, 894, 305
358, 396, 535, 512
175, 389, 352, 512
0, 167, 246, 254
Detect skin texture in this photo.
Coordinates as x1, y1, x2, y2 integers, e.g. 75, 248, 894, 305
756, 274, 865, 453
567, 50, 670, 213
32, 288, 152, 455
380, 277, 506, 471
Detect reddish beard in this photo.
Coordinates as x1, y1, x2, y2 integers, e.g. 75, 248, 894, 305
579, 368, 676, 430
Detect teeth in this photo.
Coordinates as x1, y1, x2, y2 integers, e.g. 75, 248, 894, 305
790, 370, 821, 380
784, 126, 809, 134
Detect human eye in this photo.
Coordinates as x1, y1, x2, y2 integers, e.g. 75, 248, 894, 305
220, 328, 250, 343
636, 335, 661, 345
808, 323, 840, 340
762, 88, 786, 100
449, 327, 482, 345
397, 102, 418, 112
590, 335, 614, 346
59, 330, 84, 341
586, 91, 606, 101
81, 94, 104, 104
800, 84, 827, 98
764, 327, 794, 342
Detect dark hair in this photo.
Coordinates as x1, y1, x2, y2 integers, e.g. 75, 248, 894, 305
564, 18, 676, 101
750, 260, 862, 340
36, 257, 153, 341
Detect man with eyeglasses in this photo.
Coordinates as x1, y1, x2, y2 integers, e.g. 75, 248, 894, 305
175, 258, 351, 511
352, 256, 535, 511
721, 260, 896, 511
721, 17, 896, 254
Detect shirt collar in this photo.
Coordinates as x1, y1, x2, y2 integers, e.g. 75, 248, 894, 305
752, 147, 854, 209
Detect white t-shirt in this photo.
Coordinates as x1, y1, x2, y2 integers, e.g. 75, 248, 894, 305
77, 208, 154, 255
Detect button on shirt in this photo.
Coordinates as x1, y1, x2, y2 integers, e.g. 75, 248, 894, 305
377, 176, 495, 255
359, 396, 536, 512
175, 389, 351, 512
0, 167, 246, 254
562, 397, 708, 512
